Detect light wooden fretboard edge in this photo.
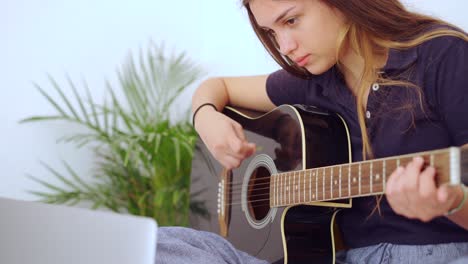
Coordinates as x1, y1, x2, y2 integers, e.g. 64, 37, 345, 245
270, 146, 466, 208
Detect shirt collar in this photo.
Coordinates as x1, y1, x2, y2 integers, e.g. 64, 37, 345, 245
320, 66, 344, 97
382, 47, 418, 72
317, 47, 418, 98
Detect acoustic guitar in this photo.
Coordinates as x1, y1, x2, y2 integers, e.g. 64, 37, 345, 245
189, 104, 468, 264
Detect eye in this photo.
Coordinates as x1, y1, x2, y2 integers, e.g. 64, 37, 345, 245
285, 17, 297, 26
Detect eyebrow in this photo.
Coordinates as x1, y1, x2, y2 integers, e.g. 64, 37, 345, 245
274, 6, 296, 24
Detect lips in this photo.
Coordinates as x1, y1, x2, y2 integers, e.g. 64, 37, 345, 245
294, 54, 310, 67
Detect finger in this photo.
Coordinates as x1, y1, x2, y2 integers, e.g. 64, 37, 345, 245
231, 122, 256, 156
386, 166, 411, 215
227, 136, 255, 159
404, 156, 425, 193
418, 166, 437, 201
386, 166, 404, 195
221, 155, 243, 170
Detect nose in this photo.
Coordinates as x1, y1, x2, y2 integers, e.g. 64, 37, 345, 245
277, 32, 297, 56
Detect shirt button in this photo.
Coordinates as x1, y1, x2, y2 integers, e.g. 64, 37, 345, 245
372, 83, 380, 91
366, 111, 371, 119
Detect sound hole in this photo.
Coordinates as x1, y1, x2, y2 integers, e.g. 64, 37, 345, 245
247, 166, 271, 221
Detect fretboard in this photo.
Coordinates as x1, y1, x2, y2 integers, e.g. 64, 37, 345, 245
270, 147, 467, 208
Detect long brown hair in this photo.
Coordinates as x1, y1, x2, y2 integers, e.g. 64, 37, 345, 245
242, 0, 467, 160
242, 0, 467, 216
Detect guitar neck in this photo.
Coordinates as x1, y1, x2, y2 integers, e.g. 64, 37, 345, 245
270, 146, 468, 207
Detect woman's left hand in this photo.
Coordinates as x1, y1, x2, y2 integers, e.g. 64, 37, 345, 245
386, 156, 463, 222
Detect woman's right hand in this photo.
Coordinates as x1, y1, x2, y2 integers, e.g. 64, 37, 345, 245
194, 108, 256, 170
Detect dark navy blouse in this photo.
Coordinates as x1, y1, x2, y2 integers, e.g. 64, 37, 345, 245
266, 36, 468, 248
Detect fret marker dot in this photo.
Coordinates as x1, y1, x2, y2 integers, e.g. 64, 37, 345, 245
376, 174, 380, 180
353, 177, 357, 183
334, 180, 338, 185
312, 194, 315, 199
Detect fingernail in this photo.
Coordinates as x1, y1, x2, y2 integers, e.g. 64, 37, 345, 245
414, 156, 424, 164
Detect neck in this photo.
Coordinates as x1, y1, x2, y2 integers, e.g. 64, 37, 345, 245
339, 47, 388, 95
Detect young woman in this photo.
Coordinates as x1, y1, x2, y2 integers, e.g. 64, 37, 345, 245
157, 0, 468, 263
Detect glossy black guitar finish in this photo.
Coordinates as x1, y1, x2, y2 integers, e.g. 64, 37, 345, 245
189, 104, 351, 264
190, 104, 468, 264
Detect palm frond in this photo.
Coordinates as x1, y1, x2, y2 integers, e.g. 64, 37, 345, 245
24, 43, 207, 226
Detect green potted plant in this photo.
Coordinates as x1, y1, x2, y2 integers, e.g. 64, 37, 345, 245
21, 43, 208, 226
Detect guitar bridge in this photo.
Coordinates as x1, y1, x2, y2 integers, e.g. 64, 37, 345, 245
218, 168, 232, 237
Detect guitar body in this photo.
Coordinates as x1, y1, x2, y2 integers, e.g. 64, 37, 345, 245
190, 104, 352, 264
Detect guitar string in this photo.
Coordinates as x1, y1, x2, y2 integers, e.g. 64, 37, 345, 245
220, 183, 385, 206
221, 159, 404, 190
216, 152, 444, 191
209, 155, 456, 207
222, 188, 377, 208
225, 176, 379, 193
220, 170, 386, 193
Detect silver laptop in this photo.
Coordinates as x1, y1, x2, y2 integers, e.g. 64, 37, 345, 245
0, 197, 157, 264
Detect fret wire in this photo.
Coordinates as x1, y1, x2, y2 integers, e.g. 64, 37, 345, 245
370, 162, 373, 194
295, 171, 298, 204
280, 174, 283, 206
285, 172, 288, 205
339, 165, 342, 198
383, 160, 386, 191
359, 163, 362, 195
278, 174, 280, 206
283, 173, 286, 205
284, 173, 286, 206
348, 164, 351, 197
297, 171, 300, 203
309, 171, 312, 202
295, 172, 298, 204
276, 174, 281, 205
315, 170, 318, 201
278, 174, 281, 206
271, 175, 274, 206
276, 174, 279, 206
273, 174, 276, 206
323, 168, 326, 201
278, 173, 283, 205
279, 173, 281, 206
288, 172, 291, 205
330, 167, 333, 199
304, 171, 307, 203
430, 154, 434, 167
293, 171, 296, 204
285, 173, 288, 205
299, 171, 301, 203
296, 172, 299, 204
277, 174, 279, 206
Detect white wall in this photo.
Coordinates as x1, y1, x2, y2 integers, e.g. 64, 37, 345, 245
2, 0, 467, 201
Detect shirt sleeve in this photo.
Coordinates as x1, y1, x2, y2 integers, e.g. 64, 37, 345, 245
266, 69, 310, 106
434, 37, 468, 146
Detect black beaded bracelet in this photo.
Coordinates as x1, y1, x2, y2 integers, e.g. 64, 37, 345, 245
192, 103, 218, 128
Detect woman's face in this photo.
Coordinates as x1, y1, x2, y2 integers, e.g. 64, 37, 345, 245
250, 0, 348, 75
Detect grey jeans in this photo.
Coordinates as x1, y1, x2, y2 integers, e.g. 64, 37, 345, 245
155, 226, 468, 264
155, 227, 268, 264
336, 242, 468, 264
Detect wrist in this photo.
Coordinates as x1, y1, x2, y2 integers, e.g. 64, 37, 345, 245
192, 103, 218, 129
